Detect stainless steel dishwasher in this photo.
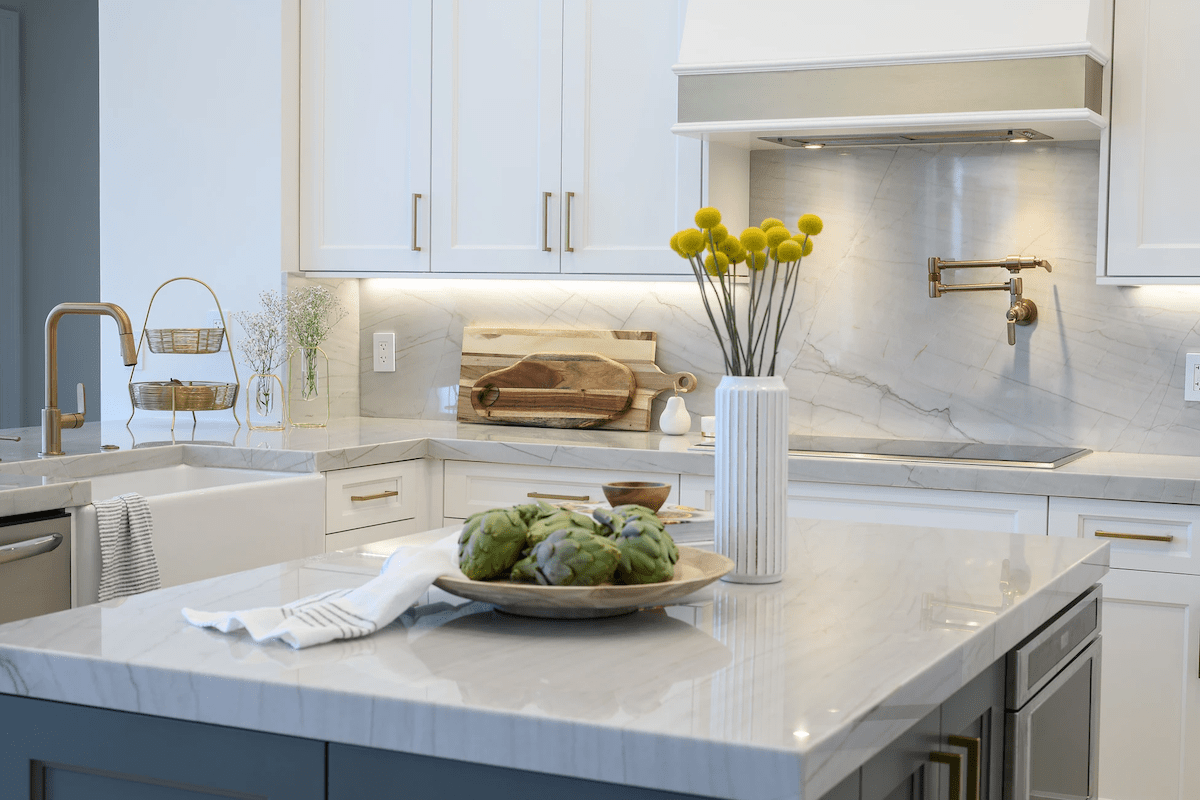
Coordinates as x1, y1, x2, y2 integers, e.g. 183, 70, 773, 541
0, 509, 72, 625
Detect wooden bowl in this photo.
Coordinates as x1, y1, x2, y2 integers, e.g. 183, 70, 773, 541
601, 481, 671, 512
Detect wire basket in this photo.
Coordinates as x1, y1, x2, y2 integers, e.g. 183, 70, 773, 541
145, 328, 225, 354
129, 380, 239, 412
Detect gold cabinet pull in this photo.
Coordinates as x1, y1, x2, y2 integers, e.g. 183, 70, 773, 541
930, 751, 962, 800
411, 193, 422, 252
565, 191, 575, 252
542, 191, 553, 252
1094, 530, 1175, 543
527, 491, 589, 502
947, 735, 981, 800
351, 490, 399, 503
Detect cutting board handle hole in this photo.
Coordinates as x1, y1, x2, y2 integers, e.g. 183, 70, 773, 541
477, 384, 500, 408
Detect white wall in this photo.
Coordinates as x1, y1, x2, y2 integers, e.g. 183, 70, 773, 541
99, 0, 297, 422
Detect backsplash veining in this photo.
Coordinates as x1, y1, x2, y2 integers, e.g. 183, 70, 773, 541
358, 141, 1200, 456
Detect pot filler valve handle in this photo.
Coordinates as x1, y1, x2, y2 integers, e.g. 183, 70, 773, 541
61, 383, 86, 430
928, 255, 1051, 346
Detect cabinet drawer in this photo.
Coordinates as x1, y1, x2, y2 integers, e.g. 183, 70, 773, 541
1049, 496, 1199, 573
325, 461, 423, 534
443, 461, 678, 518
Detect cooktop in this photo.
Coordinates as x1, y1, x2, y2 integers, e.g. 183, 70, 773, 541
692, 436, 1091, 469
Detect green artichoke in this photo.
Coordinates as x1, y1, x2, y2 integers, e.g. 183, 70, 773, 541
513, 500, 557, 524
612, 518, 679, 584
592, 504, 663, 537
509, 527, 621, 586
458, 508, 531, 580
525, 509, 600, 546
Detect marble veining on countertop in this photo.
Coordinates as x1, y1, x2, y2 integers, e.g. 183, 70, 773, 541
0, 521, 1108, 800
3, 417, 1200, 516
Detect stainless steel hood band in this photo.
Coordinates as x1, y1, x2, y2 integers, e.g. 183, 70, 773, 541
678, 55, 1103, 125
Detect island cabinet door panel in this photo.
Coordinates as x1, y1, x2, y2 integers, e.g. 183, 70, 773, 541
940, 659, 1005, 800
430, 0, 563, 273
300, 0, 432, 272
558, 0, 700, 276
0, 695, 325, 799
1092, 569, 1200, 800
860, 705, 942, 800
328, 743, 725, 799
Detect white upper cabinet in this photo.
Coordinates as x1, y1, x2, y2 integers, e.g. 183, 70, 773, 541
559, 0, 699, 276
300, 0, 432, 272
1101, 0, 1200, 281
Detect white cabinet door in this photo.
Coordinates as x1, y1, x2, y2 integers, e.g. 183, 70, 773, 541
559, 0, 698, 276
1095, 569, 1200, 800
1103, 0, 1200, 280
300, 0, 431, 272
430, 0, 563, 273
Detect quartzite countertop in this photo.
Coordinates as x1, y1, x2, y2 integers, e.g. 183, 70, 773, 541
0, 520, 1108, 800
3, 416, 1200, 517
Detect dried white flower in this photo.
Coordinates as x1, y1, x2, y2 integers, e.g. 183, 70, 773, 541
231, 291, 288, 377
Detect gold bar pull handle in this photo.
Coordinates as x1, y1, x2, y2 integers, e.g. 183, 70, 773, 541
542, 191, 553, 252
565, 191, 575, 252
930, 751, 963, 800
351, 490, 399, 503
411, 193, 422, 252
1094, 530, 1175, 543
527, 491, 589, 502
946, 735, 981, 800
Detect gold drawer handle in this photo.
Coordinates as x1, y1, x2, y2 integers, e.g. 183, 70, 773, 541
947, 735, 981, 800
930, 751, 962, 800
351, 490, 399, 503
527, 491, 589, 502
1095, 530, 1175, 543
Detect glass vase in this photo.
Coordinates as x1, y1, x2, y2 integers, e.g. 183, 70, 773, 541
246, 372, 285, 431
288, 346, 329, 428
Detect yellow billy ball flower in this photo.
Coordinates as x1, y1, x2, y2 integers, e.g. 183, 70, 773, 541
669, 232, 682, 256
747, 251, 769, 271
768, 246, 778, 261
765, 226, 792, 248
776, 239, 802, 262
730, 247, 747, 264
710, 223, 729, 244
694, 207, 722, 229
739, 227, 767, 252
791, 235, 815, 256
678, 228, 706, 257
797, 214, 824, 236
760, 217, 784, 230
719, 235, 741, 258
703, 251, 730, 275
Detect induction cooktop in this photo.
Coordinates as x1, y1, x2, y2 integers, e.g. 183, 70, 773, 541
691, 436, 1091, 469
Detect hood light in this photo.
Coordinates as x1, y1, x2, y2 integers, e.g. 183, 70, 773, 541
802, 143, 824, 149
762, 129, 1052, 148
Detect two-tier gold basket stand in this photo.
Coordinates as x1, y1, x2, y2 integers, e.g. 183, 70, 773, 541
127, 277, 241, 430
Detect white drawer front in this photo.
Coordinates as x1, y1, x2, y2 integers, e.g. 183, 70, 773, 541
1049, 496, 1198, 574
443, 461, 678, 519
325, 461, 422, 534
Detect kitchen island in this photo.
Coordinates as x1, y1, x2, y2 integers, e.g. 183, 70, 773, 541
0, 518, 1108, 799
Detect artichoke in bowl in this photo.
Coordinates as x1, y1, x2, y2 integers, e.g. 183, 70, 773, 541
612, 518, 679, 585
525, 509, 600, 547
458, 508, 532, 580
592, 504, 662, 537
510, 527, 621, 586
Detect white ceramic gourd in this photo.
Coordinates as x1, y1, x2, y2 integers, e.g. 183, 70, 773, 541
658, 394, 692, 435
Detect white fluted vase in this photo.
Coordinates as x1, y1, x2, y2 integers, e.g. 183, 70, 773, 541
714, 375, 788, 584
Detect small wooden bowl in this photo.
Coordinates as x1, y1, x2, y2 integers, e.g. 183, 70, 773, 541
601, 481, 671, 513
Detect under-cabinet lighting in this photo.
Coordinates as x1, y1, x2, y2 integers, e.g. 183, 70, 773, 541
793, 730, 811, 739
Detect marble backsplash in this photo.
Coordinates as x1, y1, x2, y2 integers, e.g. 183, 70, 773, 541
355, 141, 1200, 456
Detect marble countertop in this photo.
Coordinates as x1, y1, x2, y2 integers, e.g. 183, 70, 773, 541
4, 416, 1200, 518
0, 520, 1108, 800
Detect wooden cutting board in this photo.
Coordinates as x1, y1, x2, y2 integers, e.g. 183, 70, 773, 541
469, 352, 636, 428
458, 328, 697, 432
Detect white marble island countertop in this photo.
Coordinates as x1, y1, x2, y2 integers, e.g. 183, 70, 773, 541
0, 520, 1108, 800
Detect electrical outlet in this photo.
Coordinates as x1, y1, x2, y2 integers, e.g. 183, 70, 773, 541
207, 309, 222, 329
373, 332, 396, 372
1186, 354, 1200, 401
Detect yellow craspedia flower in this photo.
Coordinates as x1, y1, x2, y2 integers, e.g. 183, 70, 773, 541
791, 235, 815, 256
710, 223, 729, 244
669, 232, 682, 256
694, 207, 722, 229
718, 235, 741, 259
797, 214, 824, 236
678, 228, 706, 257
760, 217, 784, 230
765, 226, 792, 248
768, 246, 778, 261
704, 251, 730, 275
730, 247, 747, 264
740, 227, 767, 252
776, 239, 802, 262
747, 251, 769, 271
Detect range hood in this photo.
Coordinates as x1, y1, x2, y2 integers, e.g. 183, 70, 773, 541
673, 0, 1112, 149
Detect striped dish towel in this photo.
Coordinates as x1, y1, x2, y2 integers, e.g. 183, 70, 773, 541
95, 493, 161, 602
182, 534, 461, 649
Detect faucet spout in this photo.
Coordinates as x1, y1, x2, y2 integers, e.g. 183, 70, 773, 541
41, 301, 139, 457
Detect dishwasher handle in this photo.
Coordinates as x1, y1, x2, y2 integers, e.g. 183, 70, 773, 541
0, 532, 64, 566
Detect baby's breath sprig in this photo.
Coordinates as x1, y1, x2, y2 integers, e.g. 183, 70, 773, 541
231, 290, 288, 379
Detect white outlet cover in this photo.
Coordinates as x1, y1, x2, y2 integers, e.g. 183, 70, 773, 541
373, 332, 396, 372
1186, 353, 1200, 401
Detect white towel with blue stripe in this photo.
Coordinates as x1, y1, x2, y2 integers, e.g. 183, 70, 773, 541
95, 492, 161, 602
182, 534, 461, 649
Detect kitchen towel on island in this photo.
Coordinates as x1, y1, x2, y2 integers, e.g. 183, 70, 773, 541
95, 492, 161, 602
182, 534, 461, 649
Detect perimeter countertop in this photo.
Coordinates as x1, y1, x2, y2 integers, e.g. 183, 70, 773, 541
3, 416, 1200, 518
0, 521, 1109, 800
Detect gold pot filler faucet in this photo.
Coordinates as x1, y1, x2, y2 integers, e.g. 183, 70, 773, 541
41, 302, 139, 457
927, 255, 1053, 346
